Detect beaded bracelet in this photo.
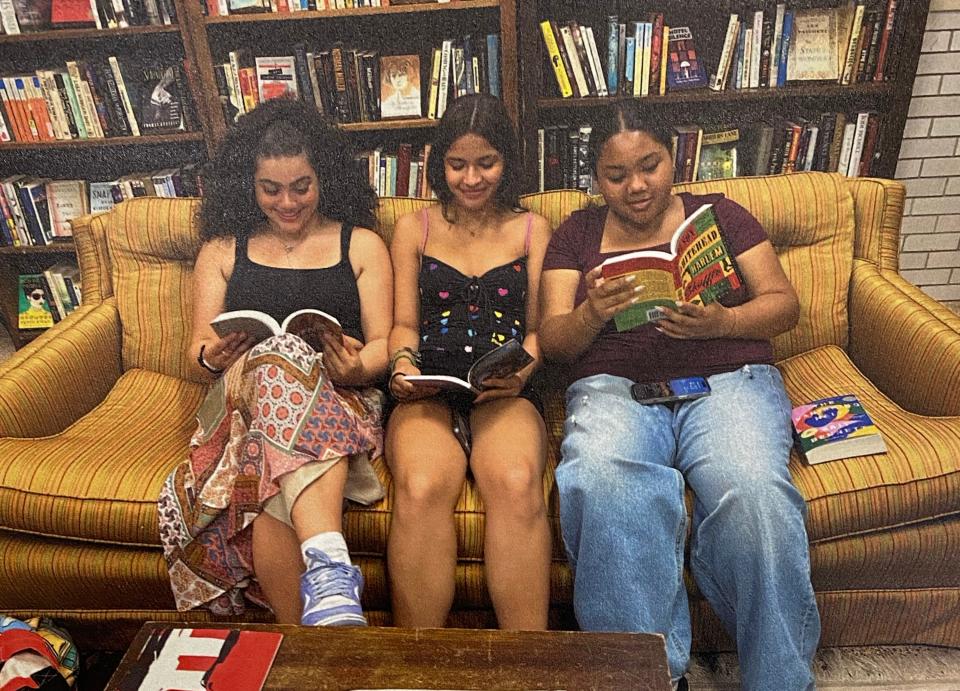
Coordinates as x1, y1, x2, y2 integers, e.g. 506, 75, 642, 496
390, 347, 421, 370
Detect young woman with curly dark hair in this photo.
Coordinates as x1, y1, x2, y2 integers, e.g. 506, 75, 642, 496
159, 98, 393, 627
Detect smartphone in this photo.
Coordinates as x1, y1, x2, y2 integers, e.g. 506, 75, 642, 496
631, 376, 711, 405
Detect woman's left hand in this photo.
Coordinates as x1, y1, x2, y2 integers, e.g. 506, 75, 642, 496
655, 302, 736, 340
322, 333, 366, 385
474, 374, 525, 403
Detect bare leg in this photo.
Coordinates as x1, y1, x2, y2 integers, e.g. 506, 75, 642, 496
252, 512, 304, 624
386, 398, 467, 627
289, 459, 348, 541
470, 397, 550, 630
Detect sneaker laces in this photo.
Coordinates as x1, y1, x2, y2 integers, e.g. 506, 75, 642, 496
302, 549, 363, 600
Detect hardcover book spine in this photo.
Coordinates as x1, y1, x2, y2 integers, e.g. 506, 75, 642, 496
649, 13, 664, 96
872, 0, 897, 81
605, 15, 619, 96
776, 10, 793, 87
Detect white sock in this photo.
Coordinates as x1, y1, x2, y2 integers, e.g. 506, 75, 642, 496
300, 531, 351, 567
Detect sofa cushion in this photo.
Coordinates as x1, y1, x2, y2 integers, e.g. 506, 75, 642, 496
108, 198, 202, 379
0, 369, 206, 546
675, 173, 855, 360
778, 345, 960, 543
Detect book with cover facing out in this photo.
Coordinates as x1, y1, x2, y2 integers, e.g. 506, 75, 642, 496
404, 338, 534, 396
791, 394, 887, 464
211, 308, 343, 352
665, 26, 707, 91
599, 203, 741, 331
380, 54, 422, 119
136, 63, 185, 132
18, 274, 54, 329
114, 627, 282, 691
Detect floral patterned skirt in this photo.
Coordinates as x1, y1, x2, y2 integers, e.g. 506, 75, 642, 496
158, 333, 384, 615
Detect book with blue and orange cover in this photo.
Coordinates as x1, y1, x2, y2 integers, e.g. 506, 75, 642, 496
791, 393, 887, 464
599, 203, 741, 331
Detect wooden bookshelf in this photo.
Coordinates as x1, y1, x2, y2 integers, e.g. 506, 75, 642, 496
182, 0, 519, 149
516, 0, 931, 191
0, 0, 209, 347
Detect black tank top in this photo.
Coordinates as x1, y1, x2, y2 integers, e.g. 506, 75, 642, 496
224, 224, 364, 343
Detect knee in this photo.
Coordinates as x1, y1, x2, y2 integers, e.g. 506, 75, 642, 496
391, 466, 462, 518
476, 458, 545, 519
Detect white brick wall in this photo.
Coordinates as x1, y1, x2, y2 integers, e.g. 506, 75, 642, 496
898, 0, 960, 304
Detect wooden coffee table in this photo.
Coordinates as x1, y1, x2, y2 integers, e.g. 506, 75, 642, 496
107, 622, 671, 690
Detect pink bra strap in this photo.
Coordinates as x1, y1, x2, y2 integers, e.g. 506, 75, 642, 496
419, 207, 430, 256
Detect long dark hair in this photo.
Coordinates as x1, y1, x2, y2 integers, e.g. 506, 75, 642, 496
198, 98, 377, 241
588, 101, 674, 174
426, 94, 522, 214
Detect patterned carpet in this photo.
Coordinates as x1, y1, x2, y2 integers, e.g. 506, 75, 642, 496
687, 646, 960, 690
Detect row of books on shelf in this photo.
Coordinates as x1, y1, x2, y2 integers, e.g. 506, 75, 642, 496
540, 16, 698, 98
0, 0, 176, 34
535, 111, 882, 192
205, 0, 390, 16
711, 0, 901, 91
0, 166, 202, 246
539, 0, 902, 99
218, 34, 500, 126
0, 60, 189, 143
355, 142, 433, 198
18, 262, 81, 329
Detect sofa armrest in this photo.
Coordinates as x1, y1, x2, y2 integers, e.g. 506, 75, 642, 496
0, 300, 123, 437
848, 260, 960, 416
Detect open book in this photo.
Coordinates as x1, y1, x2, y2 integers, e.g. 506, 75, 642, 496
211, 308, 343, 352
403, 339, 534, 396
599, 203, 741, 331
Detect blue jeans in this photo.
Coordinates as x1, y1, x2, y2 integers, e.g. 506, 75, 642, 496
556, 367, 819, 690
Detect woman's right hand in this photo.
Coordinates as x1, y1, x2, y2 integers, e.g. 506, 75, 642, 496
389, 360, 438, 401
202, 331, 258, 373
581, 265, 643, 331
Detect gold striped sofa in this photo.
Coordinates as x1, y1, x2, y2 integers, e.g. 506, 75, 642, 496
2, 172, 959, 651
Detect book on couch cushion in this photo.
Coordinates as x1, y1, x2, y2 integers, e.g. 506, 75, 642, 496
791, 393, 887, 464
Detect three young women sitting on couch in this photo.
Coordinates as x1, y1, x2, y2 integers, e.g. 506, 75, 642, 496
160, 95, 818, 690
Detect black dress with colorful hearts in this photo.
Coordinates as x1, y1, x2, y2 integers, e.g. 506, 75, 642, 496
418, 253, 528, 384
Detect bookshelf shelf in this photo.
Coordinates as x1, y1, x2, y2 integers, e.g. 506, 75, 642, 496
0, 25, 182, 43
203, 0, 501, 25
517, 1, 930, 192
536, 81, 895, 110
0, 132, 207, 151
0, 244, 76, 256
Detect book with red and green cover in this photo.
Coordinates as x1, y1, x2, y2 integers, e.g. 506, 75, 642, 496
599, 203, 741, 331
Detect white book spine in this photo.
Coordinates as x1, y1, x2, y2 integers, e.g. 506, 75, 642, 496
437, 39, 453, 117
711, 14, 739, 92
750, 10, 763, 88
583, 27, 608, 98
846, 111, 870, 176
36, 71, 69, 140
0, 0, 20, 34
537, 127, 545, 192
559, 25, 590, 98
837, 121, 857, 174
228, 52, 246, 114
108, 57, 141, 137
87, 0, 102, 28
741, 28, 753, 90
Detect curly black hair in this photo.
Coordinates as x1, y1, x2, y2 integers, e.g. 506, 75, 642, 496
198, 98, 377, 241
426, 93, 522, 216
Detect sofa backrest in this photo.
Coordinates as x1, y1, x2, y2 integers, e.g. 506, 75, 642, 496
108, 197, 202, 379
105, 172, 853, 377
